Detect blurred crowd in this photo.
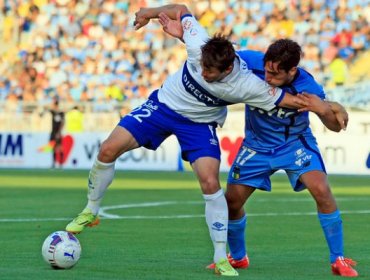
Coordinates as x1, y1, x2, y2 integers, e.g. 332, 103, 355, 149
0, 0, 369, 113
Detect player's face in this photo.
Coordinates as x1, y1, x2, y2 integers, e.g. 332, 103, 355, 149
201, 63, 231, 83
264, 61, 296, 87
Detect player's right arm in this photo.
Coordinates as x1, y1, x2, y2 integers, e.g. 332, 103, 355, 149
135, 5, 208, 65
232, 68, 306, 111
133, 4, 190, 30
158, 11, 184, 41
277, 92, 308, 109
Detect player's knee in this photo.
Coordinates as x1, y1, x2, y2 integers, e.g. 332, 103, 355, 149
98, 141, 119, 162
225, 192, 242, 212
310, 182, 337, 210
226, 198, 239, 213
225, 191, 234, 205
198, 175, 220, 194
312, 181, 331, 197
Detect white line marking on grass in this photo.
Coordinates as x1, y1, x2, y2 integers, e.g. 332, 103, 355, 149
0, 218, 71, 222
255, 197, 370, 202
99, 201, 200, 218
1, 200, 369, 223
1, 210, 370, 223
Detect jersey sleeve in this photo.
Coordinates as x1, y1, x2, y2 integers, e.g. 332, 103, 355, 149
312, 82, 326, 100
315, 84, 326, 100
295, 68, 326, 99
237, 50, 265, 70
240, 72, 284, 111
181, 14, 210, 65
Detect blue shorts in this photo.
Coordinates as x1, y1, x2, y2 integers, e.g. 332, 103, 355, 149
227, 136, 326, 192
118, 90, 220, 163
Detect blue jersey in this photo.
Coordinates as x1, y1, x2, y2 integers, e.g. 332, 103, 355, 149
236, 50, 325, 153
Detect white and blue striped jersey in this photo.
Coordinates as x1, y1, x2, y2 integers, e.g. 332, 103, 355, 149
237, 50, 326, 152
157, 14, 284, 127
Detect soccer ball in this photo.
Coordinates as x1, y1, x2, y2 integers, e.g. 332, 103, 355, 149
42, 231, 81, 269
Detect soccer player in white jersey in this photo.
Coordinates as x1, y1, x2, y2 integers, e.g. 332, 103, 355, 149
65, 4, 313, 276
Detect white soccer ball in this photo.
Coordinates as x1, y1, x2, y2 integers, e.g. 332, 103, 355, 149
42, 231, 81, 269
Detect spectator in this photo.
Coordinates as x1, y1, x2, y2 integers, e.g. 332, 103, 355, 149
322, 41, 339, 67
351, 26, 367, 54
328, 54, 348, 87
2, 10, 16, 42
332, 28, 353, 47
65, 105, 84, 133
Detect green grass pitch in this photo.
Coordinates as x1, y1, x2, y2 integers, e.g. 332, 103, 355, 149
0, 169, 369, 280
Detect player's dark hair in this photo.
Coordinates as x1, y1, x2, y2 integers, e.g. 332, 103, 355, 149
264, 39, 302, 72
201, 33, 235, 72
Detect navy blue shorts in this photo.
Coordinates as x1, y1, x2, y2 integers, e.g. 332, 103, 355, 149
118, 90, 221, 163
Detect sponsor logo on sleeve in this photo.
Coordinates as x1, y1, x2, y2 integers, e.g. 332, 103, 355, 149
183, 19, 192, 30
268, 87, 278, 96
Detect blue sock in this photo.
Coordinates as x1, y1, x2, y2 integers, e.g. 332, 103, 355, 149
228, 215, 247, 260
318, 210, 344, 263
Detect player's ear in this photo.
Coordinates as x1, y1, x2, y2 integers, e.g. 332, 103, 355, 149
289, 66, 297, 76
224, 64, 233, 74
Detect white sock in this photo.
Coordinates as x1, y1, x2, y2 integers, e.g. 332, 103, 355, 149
203, 189, 228, 263
85, 158, 115, 215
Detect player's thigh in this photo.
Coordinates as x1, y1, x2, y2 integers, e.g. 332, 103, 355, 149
274, 137, 326, 192
300, 170, 337, 212
99, 126, 139, 162
227, 145, 273, 191
118, 99, 170, 150
192, 156, 221, 194
300, 170, 329, 192
300, 170, 335, 203
176, 122, 221, 163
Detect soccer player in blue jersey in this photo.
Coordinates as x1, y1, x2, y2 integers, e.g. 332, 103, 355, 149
220, 40, 358, 277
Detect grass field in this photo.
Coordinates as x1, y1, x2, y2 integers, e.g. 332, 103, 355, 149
0, 169, 369, 280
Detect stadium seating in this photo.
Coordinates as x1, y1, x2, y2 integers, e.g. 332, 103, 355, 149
0, 0, 369, 132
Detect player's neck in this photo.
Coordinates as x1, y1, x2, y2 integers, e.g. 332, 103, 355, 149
287, 70, 299, 85
219, 61, 235, 82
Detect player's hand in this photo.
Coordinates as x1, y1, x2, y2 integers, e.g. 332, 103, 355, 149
297, 92, 329, 116
133, 8, 150, 30
158, 11, 183, 39
330, 102, 349, 131
298, 93, 348, 131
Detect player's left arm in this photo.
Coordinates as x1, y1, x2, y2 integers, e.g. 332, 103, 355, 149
133, 4, 190, 30
297, 93, 346, 132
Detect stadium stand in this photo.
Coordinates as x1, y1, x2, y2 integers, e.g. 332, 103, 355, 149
0, 0, 369, 132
